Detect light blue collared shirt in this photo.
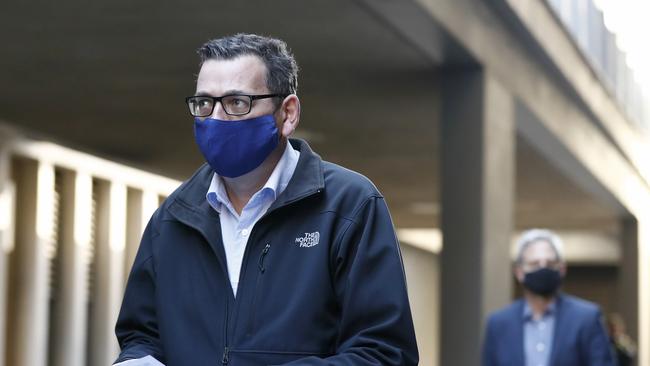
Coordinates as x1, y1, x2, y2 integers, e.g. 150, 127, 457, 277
206, 142, 300, 296
523, 301, 556, 366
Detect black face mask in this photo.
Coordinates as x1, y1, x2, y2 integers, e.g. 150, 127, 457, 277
523, 267, 562, 297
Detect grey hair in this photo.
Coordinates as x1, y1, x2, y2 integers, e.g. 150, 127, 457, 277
515, 228, 564, 264
197, 33, 299, 96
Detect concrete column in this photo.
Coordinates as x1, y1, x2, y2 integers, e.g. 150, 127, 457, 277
618, 218, 639, 344
7, 159, 56, 366
638, 218, 650, 366
89, 180, 126, 366
50, 170, 93, 366
125, 189, 158, 283
440, 68, 515, 365
0, 147, 15, 366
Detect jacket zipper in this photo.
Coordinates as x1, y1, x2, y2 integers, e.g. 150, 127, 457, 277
221, 188, 322, 359
221, 346, 229, 365
222, 278, 230, 365
258, 243, 271, 273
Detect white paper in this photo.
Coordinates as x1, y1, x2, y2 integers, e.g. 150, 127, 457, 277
114, 355, 165, 366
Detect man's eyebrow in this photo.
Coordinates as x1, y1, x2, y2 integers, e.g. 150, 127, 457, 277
222, 89, 249, 95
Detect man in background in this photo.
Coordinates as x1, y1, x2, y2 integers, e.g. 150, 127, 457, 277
482, 229, 615, 366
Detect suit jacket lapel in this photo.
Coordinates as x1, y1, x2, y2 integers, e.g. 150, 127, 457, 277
513, 300, 526, 365
549, 294, 566, 365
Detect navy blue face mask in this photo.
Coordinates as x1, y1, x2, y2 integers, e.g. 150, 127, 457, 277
523, 267, 562, 297
194, 114, 279, 178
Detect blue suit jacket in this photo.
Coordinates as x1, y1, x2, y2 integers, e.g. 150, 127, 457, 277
482, 294, 615, 366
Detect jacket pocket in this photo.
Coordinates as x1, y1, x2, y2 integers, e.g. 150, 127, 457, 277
246, 243, 271, 337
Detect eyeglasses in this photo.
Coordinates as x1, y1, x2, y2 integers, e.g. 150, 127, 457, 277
185, 93, 286, 117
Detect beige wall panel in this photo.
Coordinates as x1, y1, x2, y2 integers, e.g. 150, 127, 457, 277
639, 218, 650, 364
0, 148, 14, 366
88, 180, 126, 366
7, 159, 55, 366
50, 171, 93, 366
125, 189, 158, 283
400, 244, 439, 366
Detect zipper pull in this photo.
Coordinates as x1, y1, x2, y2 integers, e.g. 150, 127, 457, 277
258, 243, 271, 273
222, 346, 229, 365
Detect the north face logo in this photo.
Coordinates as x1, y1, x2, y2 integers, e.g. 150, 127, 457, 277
296, 232, 320, 248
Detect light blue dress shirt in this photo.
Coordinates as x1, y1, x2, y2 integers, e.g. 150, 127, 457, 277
523, 301, 556, 366
205, 142, 299, 296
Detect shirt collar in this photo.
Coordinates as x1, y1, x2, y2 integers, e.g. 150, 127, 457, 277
523, 300, 557, 321
206, 141, 300, 213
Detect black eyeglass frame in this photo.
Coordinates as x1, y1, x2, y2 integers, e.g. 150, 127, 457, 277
185, 93, 288, 117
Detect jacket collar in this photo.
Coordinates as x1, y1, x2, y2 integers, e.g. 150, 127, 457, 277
268, 138, 324, 211
522, 298, 557, 321
164, 139, 323, 292
513, 293, 566, 366
167, 138, 324, 229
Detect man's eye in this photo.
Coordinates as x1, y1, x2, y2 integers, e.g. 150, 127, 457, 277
224, 96, 250, 111
231, 98, 246, 106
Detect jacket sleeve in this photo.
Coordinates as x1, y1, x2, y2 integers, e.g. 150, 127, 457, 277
281, 196, 419, 365
113, 216, 166, 364
583, 309, 616, 366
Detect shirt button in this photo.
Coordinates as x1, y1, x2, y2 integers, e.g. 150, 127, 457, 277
536, 343, 545, 352
241, 229, 250, 237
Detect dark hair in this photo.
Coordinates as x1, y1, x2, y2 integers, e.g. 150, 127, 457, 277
197, 33, 299, 96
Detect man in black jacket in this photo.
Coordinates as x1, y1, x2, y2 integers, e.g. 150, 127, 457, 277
114, 33, 418, 366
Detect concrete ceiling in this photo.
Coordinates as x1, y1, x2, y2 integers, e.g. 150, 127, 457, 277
0, 0, 621, 232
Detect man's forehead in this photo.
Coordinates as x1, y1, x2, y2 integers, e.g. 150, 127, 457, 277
522, 239, 557, 258
196, 55, 268, 93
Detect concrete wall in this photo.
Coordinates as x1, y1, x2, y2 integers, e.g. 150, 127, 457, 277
401, 244, 440, 366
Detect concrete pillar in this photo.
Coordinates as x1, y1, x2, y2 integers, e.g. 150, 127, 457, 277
88, 180, 126, 366
50, 170, 93, 366
638, 218, 650, 366
0, 147, 15, 366
125, 189, 158, 283
7, 159, 56, 366
440, 68, 515, 365
618, 218, 639, 344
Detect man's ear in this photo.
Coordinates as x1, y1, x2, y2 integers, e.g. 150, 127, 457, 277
277, 95, 300, 138
514, 266, 525, 283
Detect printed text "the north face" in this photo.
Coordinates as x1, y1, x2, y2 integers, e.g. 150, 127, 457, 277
296, 232, 320, 248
